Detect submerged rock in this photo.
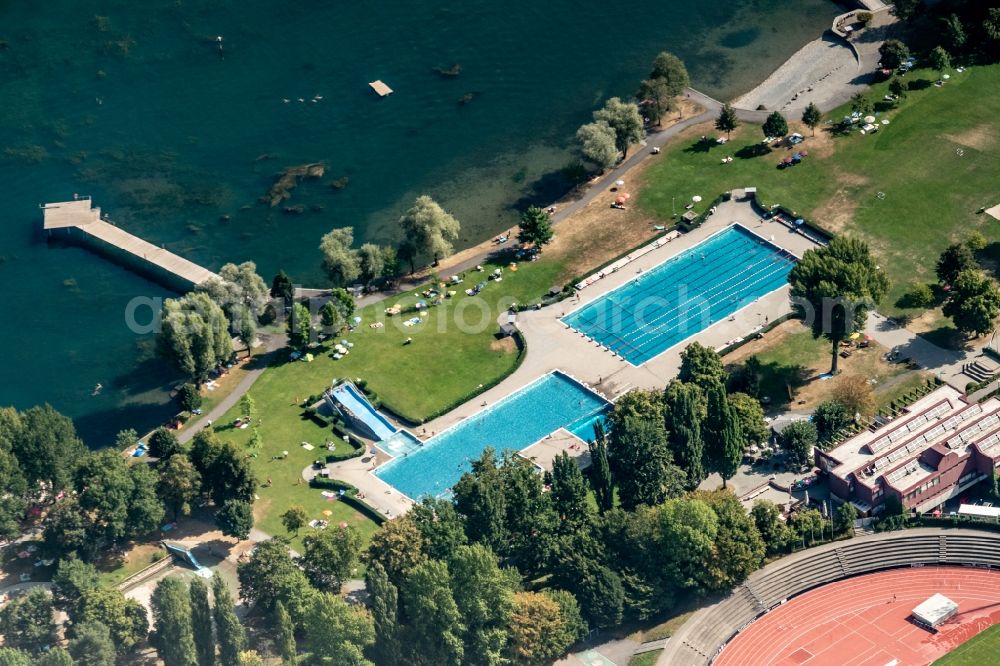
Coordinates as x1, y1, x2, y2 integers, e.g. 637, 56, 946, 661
433, 64, 462, 78
267, 162, 326, 207
328, 176, 350, 190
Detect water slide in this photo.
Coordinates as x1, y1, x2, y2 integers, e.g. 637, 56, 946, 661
332, 383, 397, 441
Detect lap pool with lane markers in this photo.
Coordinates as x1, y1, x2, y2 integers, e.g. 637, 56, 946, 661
561, 224, 796, 365
375, 371, 608, 500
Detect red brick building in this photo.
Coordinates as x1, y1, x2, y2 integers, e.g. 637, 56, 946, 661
816, 385, 1000, 514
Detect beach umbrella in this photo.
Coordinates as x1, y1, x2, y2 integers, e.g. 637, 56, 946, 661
692, 195, 702, 202
322, 510, 333, 516
942, 74, 950, 80
864, 115, 876, 124
339, 522, 349, 529
615, 179, 625, 186
615, 196, 627, 205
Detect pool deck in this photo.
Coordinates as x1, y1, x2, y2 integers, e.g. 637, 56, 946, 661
332, 194, 821, 517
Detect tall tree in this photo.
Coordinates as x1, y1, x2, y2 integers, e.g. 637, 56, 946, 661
788, 236, 890, 373
11, 404, 86, 492
550, 452, 590, 526
878, 39, 910, 69
67, 622, 117, 666
588, 422, 614, 513
232, 304, 257, 358
408, 497, 468, 561
452, 450, 509, 553
319, 227, 361, 286
942, 14, 967, 51
593, 97, 645, 159
728, 392, 770, 446
302, 525, 362, 591
936, 242, 977, 285
697, 490, 765, 588
398, 195, 461, 267
664, 380, 706, 490
0, 588, 55, 653
212, 574, 247, 666
237, 539, 315, 621
649, 51, 689, 97
35, 649, 73, 666
189, 578, 215, 666
357, 242, 386, 286
150, 578, 197, 666
177, 384, 203, 413
274, 601, 297, 666
849, 92, 873, 117
703, 383, 744, 488
399, 560, 464, 666
517, 207, 554, 248
286, 301, 312, 349
551, 554, 624, 629
678, 342, 726, 392
74, 586, 148, 654
365, 562, 401, 666
148, 427, 182, 460
651, 497, 719, 594
0, 649, 32, 666
576, 121, 618, 170
208, 261, 270, 316
751, 499, 791, 555
364, 518, 428, 587
637, 78, 674, 126
779, 420, 818, 467
762, 111, 788, 138
508, 591, 580, 666
812, 400, 852, 444
270, 270, 294, 304
715, 103, 738, 139
943, 269, 1000, 337
157, 453, 202, 520
608, 416, 685, 510
126, 463, 165, 539
202, 440, 257, 506
303, 593, 375, 666
217, 499, 254, 541
74, 450, 135, 546
158, 292, 233, 383
929, 45, 951, 76
801, 102, 822, 136
319, 288, 355, 333
449, 544, 517, 665
888, 77, 907, 102
52, 557, 100, 613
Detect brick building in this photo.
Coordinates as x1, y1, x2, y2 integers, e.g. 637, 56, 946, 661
815, 385, 1000, 514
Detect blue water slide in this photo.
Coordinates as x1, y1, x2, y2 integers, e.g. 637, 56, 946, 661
333, 383, 397, 441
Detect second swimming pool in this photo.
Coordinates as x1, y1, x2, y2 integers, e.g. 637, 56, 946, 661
375, 372, 608, 499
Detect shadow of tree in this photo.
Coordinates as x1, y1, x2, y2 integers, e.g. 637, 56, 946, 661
907, 78, 933, 91
683, 137, 721, 154
918, 325, 965, 351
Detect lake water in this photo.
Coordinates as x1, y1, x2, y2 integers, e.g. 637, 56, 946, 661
0, 0, 839, 444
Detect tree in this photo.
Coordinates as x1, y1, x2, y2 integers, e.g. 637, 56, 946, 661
449, 544, 517, 665
274, 601, 297, 666
588, 422, 614, 513
943, 269, 1000, 337
281, 504, 309, 535
508, 591, 579, 666
35, 649, 74, 666
157, 454, 201, 521
715, 103, 739, 139
303, 593, 375, 666
986, 7, 1000, 42
237, 652, 265, 666
302, 525, 362, 591
813, 400, 851, 444
834, 502, 858, 535
762, 111, 788, 138
212, 574, 247, 666
788, 237, 890, 373
232, 304, 257, 357
937, 243, 977, 285
399, 560, 464, 666
204, 261, 270, 317
0, 420, 26, 541
801, 102, 822, 136
11, 404, 86, 492
929, 45, 951, 76
319, 227, 361, 286
237, 539, 314, 619
608, 415, 685, 510
0, 588, 55, 652
68, 622, 117, 666
364, 518, 427, 586
381, 246, 400, 280
189, 578, 215, 666
678, 342, 726, 391
43, 497, 93, 560
552, 554, 624, 629
201, 440, 256, 507
967, 232, 988, 252
52, 557, 100, 613
663, 381, 705, 489
126, 463, 164, 539
900, 281, 933, 308
550, 452, 590, 525
779, 420, 818, 467
728, 393, 769, 446
409, 497, 467, 561
398, 195, 461, 267
149, 427, 182, 460
217, 499, 254, 540
849, 93, 874, 117
651, 497, 718, 594
158, 292, 233, 383
888, 77, 907, 102
830, 375, 877, 421
270, 270, 294, 304
319, 288, 355, 333
878, 39, 910, 70
637, 78, 674, 126
150, 578, 197, 666
517, 206, 554, 248
286, 301, 312, 349
74, 450, 135, 546
357, 242, 385, 286
239, 394, 256, 424
593, 97, 645, 158
649, 51, 689, 97
789, 508, 825, 546
177, 383, 203, 412
942, 14, 967, 51
703, 383, 744, 488
75, 587, 148, 654
751, 499, 791, 555
576, 121, 618, 170
365, 562, 401, 666
697, 491, 765, 588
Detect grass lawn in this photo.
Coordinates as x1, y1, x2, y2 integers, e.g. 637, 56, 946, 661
932, 622, 1000, 665
628, 650, 663, 666
640, 65, 1000, 320
95, 543, 167, 588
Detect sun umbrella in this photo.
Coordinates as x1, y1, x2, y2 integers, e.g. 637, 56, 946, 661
942, 74, 950, 80
864, 115, 876, 124
322, 510, 333, 516
615, 196, 627, 205
692, 195, 702, 202
339, 522, 349, 529
615, 179, 625, 186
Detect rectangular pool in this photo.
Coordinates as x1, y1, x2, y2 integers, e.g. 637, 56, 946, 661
375, 372, 608, 499
561, 225, 795, 365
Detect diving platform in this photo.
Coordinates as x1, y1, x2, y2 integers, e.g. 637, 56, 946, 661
369, 80, 393, 97
42, 197, 220, 291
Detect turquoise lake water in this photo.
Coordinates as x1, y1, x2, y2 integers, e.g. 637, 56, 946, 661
0, 0, 840, 444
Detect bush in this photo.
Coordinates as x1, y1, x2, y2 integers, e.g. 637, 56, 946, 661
177, 384, 203, 412
897, 282, 935, 309
857, 11, 872, 26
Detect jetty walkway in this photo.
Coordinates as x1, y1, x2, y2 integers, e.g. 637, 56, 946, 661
42, 197, 219, 291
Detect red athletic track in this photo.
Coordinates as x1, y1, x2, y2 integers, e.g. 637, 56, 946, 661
715, 566, 1000, 666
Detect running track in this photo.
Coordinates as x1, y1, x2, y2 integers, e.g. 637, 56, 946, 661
715, 567, 1000, 666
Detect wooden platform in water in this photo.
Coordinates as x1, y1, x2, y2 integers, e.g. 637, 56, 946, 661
369, 80, 393, 97
42, 198, 219, 288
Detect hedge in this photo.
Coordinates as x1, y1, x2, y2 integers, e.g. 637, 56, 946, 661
308, 476, 387, 525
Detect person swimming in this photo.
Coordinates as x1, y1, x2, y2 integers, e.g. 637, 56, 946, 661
92, 383, 103, 396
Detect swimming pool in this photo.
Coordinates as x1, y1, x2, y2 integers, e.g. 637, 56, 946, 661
375, 372, 608, 499
562, 225, 795, 365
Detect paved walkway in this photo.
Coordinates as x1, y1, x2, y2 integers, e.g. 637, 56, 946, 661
863, 312, 973, 390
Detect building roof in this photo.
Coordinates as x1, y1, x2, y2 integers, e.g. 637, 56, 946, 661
819, 385, 1000, 494
911, 593, 958, 626
958, 503, 1000, 519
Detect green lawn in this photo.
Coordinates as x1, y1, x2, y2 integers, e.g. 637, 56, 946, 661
640, 65, 1000, 317
628, 650, 663, 666
932, 622, 1000, 665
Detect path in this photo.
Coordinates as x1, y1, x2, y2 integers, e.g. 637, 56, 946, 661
863, 312, 975, 391
178, 332, 287, 444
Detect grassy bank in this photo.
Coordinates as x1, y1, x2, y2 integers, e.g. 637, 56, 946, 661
933, 623, 1000, 665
